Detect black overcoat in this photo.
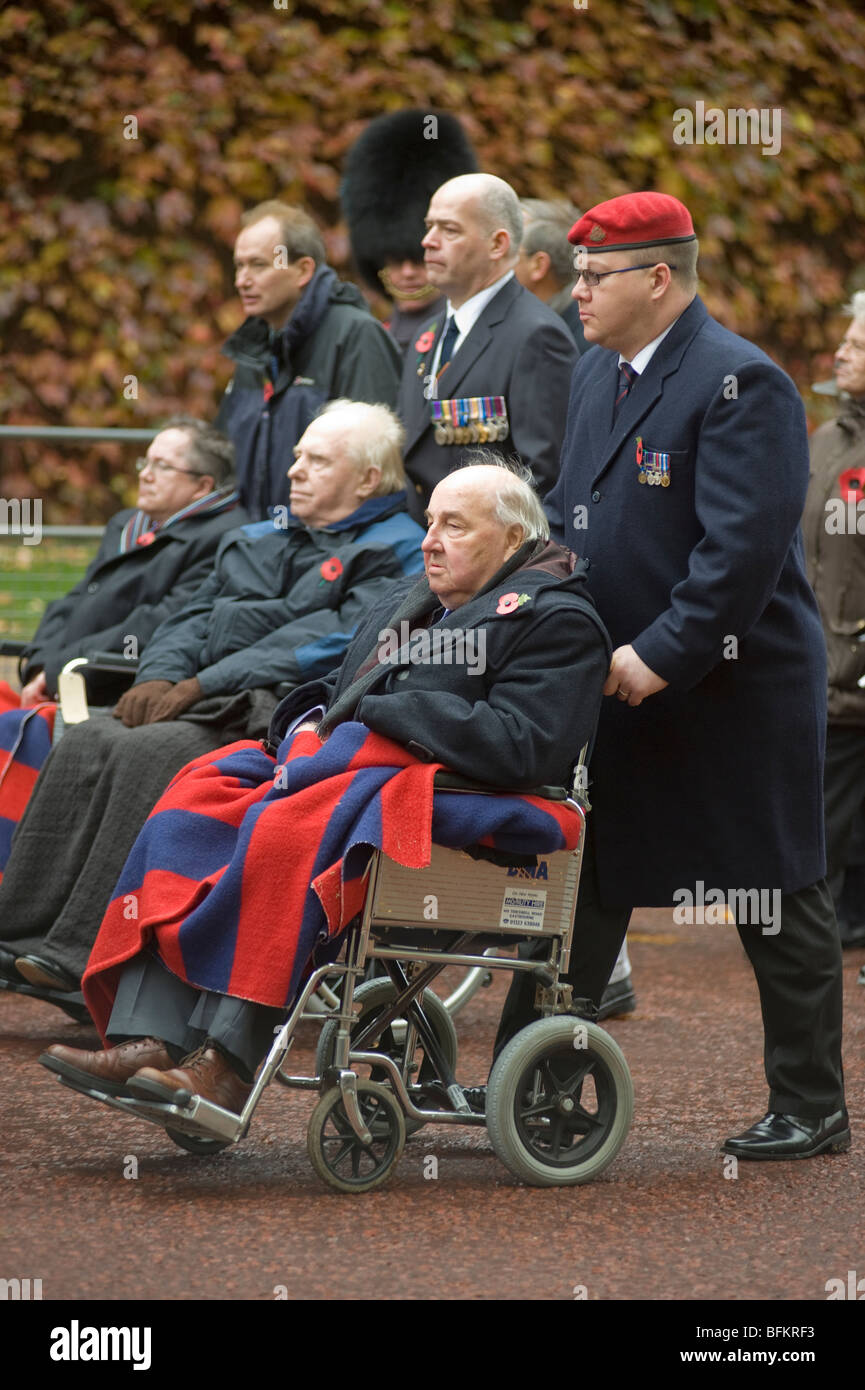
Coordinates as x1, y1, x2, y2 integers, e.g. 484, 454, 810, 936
546, 297, 828, 904
270, 547, 611, 792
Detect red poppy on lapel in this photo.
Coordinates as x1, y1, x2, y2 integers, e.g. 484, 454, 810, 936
415, 328, 437, 354
496, 591, 531, 615
136, 531, 156, 547
839, 467, 865, 503
320, 556, 344, 582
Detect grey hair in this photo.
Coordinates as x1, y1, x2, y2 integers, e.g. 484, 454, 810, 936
844, 290, 865, 322
520, 199, 582, 284
455, 451, 550, 542
158, 415, 236, 487
317, 399, 406, 495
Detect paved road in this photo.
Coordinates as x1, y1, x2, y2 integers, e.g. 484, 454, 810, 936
2, 908, 863, 1307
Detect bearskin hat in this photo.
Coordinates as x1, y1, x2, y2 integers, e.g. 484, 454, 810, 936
341, 109, 478, 289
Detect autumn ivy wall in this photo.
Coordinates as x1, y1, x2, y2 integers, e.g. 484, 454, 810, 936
2, 0, 864, 520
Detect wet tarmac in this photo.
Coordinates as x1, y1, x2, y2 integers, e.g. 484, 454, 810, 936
2, 908, 863, 1306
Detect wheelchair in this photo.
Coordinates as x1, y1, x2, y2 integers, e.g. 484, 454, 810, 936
46, 775, 634, 1191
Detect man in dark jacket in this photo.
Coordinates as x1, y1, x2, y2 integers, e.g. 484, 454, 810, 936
216, 201, 402, 520
39, 461, 611, 1116
396, 174, 577, 517
507, 191, 847, 1161
0, 419, 244, 873
17, 418, 242, 702
0, 402, 424, 1001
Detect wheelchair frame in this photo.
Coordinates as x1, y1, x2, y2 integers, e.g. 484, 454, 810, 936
49, 788, 634, 1191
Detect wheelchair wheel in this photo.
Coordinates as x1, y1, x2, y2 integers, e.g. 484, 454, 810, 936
315, 978, 457, 1132
485, 1016, 633, 1187
165, 1128, 231, 1156
307, 1079, 405, 1193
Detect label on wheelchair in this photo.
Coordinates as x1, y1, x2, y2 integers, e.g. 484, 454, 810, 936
499, 889, 547, 932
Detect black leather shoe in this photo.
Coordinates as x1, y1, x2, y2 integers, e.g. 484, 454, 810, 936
15, 953, 79, 992
463, 1086, 487, 1114
722, 1109, 851, 1160
859, 963, 865, 986
597, 973, 636, 1021
0, 946, 23, 982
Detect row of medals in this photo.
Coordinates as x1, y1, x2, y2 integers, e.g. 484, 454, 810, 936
434, 420, 509, 445
639, 466, 670, 487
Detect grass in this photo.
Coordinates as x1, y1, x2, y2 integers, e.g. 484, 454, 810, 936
0, 538, 102, 641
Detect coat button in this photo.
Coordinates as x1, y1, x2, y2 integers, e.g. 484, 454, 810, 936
87, 582, 99, 593
591, 490, 601, 503
583, 558, 592, 570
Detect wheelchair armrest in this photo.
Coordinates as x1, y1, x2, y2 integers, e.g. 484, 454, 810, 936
432, 770, 569, 801
79, 651, 140, 675
57, 653, 139, 715
0, 640, 27, 657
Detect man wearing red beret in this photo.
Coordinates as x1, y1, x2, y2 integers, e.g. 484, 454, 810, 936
497, 191, 847, 1160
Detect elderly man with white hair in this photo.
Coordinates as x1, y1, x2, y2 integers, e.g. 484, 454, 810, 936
40, 459, 610, 1116
0, 401, 425, 1007
397, 173, 577, 514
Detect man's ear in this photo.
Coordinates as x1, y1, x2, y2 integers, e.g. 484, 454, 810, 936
528, 249, 551, 284
356, 464, 381, 499
192, 472, 216, 499
296, 256, 317, 289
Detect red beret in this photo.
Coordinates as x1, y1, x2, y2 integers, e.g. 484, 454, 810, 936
568, 191, 696, 253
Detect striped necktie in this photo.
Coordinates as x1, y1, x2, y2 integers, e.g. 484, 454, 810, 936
614, 361, 637, 418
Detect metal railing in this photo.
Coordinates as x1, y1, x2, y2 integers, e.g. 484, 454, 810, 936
0, 426, 156, 442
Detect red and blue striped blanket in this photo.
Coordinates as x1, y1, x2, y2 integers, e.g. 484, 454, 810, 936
0, 682, 56, 878
83, 722, 582, 1036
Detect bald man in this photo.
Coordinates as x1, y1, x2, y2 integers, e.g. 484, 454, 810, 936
42, 459, 610, 1116
396, 174, 577, 517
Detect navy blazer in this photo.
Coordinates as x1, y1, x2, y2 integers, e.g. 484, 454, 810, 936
546, 296, 827, 904
397, 276, 577, 515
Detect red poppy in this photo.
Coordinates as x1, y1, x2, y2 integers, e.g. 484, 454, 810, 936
839, 467, 865, 502
320, 556, 344, 582
496, 592, 520, 615
415, 329, 436, 354
136, 531, 156, 546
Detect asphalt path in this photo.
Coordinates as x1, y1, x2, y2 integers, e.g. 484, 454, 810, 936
2, 908, 863, 1314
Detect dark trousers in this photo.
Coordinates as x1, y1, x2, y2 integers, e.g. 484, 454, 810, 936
823, 723, 865, 919
495, 824, 845, 1118
107, 952, 284, 1082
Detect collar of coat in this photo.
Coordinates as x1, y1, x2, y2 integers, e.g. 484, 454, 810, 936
240, 489, 412, 542
117, 486, 241, 554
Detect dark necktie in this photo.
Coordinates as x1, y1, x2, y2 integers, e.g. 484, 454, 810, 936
614, 360, 637, 418
437, 315, 459, 376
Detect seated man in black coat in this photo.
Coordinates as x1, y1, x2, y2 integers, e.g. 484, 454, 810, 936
0, 418, 243, 867
0, 401, 424, 1003
41, 460, 610, 1115
17, 418, 241, 705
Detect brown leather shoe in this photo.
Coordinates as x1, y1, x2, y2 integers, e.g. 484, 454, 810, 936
129, 1046, 251, 1113
39, 1038, 173, 1097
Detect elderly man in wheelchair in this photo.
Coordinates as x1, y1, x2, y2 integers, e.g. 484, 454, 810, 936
40, 459, 633, 1189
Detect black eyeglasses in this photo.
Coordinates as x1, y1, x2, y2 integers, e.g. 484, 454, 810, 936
573, 263, 677, 289
135, 457, 203, 477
